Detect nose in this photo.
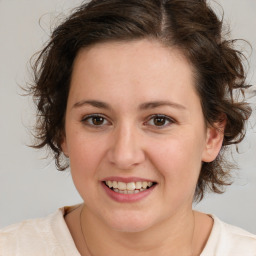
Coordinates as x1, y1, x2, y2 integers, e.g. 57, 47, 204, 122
107, 123, 145, 170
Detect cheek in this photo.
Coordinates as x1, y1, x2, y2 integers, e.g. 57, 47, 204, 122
148, 135, 203, 189
67, 135, 109, 205
67, 134, 106, 187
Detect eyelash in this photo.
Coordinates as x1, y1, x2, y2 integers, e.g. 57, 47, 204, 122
81, 114, 175, 129
81, 114, 110, 128
145, 114, 175, 128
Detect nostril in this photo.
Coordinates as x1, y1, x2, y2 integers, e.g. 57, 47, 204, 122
107, 138, 146, 170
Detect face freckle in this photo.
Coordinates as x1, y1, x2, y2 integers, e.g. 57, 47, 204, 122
61, 39, 216, 232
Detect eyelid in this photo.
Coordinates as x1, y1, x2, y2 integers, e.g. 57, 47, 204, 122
81, 113, 105, 121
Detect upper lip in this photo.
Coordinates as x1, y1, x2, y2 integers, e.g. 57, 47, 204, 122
101, 176, 157, 183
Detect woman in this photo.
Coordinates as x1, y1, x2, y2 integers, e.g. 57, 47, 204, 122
1, 0, 255, 255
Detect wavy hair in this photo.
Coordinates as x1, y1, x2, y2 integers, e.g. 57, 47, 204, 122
29, 0, 252, 201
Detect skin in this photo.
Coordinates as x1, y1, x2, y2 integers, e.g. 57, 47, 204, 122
62, 39, 225, 256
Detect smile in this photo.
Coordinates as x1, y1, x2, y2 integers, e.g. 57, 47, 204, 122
104, 181, 156, 194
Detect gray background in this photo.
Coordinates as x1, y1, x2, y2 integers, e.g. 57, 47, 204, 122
0, 0, 255, 233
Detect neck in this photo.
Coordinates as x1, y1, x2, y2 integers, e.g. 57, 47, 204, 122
80, 204, 196, 256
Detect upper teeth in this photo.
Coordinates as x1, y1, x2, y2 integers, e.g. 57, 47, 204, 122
105, 181, 153, 191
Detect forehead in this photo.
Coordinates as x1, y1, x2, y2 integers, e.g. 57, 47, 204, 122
73, 39, 193, 76
69, 39, 199, 110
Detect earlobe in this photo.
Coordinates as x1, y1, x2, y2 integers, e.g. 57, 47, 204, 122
202, 119, 226, 162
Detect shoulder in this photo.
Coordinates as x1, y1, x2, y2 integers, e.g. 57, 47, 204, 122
201, 215, 256, 256
0, 206, 80, 256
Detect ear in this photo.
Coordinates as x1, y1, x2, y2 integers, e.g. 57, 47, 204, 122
61, 137, 69, 157
202, 118, 226, 162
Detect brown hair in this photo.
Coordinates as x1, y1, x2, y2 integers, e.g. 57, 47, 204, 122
30, 0, 252, 201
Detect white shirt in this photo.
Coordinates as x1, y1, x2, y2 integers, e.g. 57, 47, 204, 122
1, 206, 256, 256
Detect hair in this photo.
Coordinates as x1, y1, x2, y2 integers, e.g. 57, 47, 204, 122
30, 0, 252, 201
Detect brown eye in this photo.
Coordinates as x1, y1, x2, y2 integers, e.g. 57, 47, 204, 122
82, 115, 109, 127
92, 116, 105, 125
146, 114, 175, 128
153, 117, 166, 126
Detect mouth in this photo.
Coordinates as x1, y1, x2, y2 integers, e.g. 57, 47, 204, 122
103, 180, 157, 194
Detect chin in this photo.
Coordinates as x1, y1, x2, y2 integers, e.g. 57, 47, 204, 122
104, 211, 157, 233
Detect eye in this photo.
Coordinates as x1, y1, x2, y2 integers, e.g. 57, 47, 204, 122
146, 114, 175, 128
82, 114, 110, 127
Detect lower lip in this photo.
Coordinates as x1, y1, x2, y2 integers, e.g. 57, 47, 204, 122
101, 182, 156, 203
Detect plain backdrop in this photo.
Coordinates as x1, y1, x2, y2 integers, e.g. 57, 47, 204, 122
0, 0, 256, 233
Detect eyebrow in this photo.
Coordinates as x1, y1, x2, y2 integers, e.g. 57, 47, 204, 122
139, 101, 187, 111
73, 100, 111, 110
72, 100, 187, 111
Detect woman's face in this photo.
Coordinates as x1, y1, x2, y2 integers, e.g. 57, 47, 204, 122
62, 39, 221, 232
